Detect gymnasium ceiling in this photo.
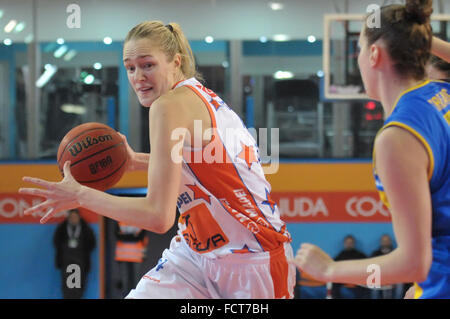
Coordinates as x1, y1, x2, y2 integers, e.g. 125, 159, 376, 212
0, 0, 448, 43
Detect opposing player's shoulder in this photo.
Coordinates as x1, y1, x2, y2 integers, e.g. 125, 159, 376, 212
376, 126, 415, 154
375, 125, 429, 170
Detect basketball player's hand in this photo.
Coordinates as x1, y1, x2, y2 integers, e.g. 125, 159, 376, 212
118, 132, 150, 172
118, 132, 137, 171
19, 161, 82, 224
291, 243, 335, 282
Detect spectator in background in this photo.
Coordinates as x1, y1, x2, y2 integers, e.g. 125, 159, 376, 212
114, 222, 148, 298
331, 235, 369, 299
371, 234, 394, 257
53, 209, 96, 299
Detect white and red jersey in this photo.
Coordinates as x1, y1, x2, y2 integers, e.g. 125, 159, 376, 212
174, 78, 291, 258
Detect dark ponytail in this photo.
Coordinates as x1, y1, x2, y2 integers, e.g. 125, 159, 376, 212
364, 0, 433, 80
405, 0, 433, 24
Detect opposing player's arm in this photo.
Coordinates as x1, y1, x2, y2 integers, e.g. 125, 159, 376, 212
432, 36, 450, 63
293, 127, 432, 285
19, 94, 190, 233
333, 127, 432, 284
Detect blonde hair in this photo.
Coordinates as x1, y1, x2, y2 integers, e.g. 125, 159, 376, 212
125, 21, 203, 81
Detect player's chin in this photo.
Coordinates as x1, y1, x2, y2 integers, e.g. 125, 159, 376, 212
138, 96, 156, 108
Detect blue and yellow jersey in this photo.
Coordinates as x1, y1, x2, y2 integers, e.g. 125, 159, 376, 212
373, 80, 450, 299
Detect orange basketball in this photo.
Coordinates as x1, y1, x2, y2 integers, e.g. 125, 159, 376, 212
57, 122, 128, 191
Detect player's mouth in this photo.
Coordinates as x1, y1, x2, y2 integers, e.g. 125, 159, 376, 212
137, 87, 153, 94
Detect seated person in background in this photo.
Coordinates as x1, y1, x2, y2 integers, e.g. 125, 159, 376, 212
332, 235, 369, 299
371, 234, 394, 257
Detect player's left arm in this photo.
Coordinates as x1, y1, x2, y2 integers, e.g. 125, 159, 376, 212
292, 127, 433, 285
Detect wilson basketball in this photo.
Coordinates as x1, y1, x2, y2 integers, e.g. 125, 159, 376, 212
57, 122, 128, 191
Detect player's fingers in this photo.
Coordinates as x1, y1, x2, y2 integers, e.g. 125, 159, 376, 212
40, 208, 56, 224
118, 132, 129, 145
23, 200, 54, 216
52, 200, 78, 213
287, 257, 297, 265
301, 243, 314, 249
18, 187, 53, 198
293, 256, 306, 269
297, 246, 310, 256
22, 176, 55, 189
63, 161, 73, 178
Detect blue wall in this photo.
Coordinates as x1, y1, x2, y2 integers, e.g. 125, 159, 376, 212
288, 222, 395, 257
0, 224, 99, 299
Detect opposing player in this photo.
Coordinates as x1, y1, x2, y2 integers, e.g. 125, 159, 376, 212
19, 21, 295, 298
432, 36, 450, 63
292, 0, 450, 299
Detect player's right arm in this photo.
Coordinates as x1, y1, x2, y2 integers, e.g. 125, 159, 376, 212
19, 94, 189, 234
292, 127, 433, 286
431, 36, 450, 63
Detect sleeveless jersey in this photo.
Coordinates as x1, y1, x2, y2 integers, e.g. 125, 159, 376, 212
173, 78, 291, 258
373, 80, 450, 299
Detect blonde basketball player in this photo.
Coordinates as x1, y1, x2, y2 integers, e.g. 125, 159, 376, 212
19, 21, 295, 299
292, 0, 450, 299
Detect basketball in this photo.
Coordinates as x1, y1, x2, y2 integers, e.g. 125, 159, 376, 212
57, 122, 128, 191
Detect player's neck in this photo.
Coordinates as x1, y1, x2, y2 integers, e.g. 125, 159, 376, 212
171, 72, 188, 89
378, 75, 426, 118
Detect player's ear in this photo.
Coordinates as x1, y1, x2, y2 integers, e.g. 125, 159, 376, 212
369, 43, 381, 68
173, 53, 182, 69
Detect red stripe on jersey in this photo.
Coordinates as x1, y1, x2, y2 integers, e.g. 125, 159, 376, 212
270, 245, 291, 299
184, 85, 217, 129
183, 82, 290, 251
185, 136, 289, 251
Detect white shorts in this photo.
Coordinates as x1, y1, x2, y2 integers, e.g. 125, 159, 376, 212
126, 236, 296, 299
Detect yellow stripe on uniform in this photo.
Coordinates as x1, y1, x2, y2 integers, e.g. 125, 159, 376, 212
444, 111, 450, 123
383, 121, 435, 181
390, 80, 430, 116
414, 282, 424, 299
